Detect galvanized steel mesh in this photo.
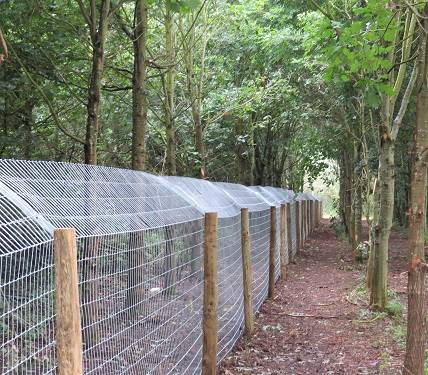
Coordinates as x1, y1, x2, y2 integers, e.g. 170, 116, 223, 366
0, 159, 319, 374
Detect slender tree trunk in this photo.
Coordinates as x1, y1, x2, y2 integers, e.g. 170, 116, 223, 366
369, 12, 418, 310
354, 142, 363, 259
403, 19, 428, 374
127, 0, 148, 317
183, 8, 207, 179
84, 0, 110, 165
22, 100, 34, 159
78, 0, 111, 347
164, 3, 176, 175
370, 135, 395, 310
235, 118, 252, 185
131, 0, 148, 171
163, 225, 177, 295
354, 183, 362, 247
366, 177, 379, 289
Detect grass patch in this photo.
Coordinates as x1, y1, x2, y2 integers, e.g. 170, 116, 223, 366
386, 324, 406, 347
385, 290, 403, 319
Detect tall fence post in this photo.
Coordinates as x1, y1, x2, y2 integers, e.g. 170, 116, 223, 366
317, 200, 320, 225
286, 203, 293, 261
302, 200, 307, 243
296, 201, 302, 252
240, 208, 254, 334
310, 200, 314, 232
314, 200, 318, 226
54, 228, 83, 375
306, 200, 310, 235
280, 204, 286, 280
268, 206, 276, 299
202, 212, 218, 375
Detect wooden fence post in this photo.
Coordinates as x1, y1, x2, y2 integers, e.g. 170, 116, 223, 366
54, 228, 83, 375
310, 200, 314, 232
317, 200, 320, 225
286, 203, 293, 261
280, 204, 286, 280
240, 208, 254, 334
268, 206, 276, 299
302, 200, 307, 242
202, 212, 219, 375
296, 201, 301, 252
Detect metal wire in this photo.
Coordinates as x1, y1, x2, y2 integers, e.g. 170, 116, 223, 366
0, 159, 318, 374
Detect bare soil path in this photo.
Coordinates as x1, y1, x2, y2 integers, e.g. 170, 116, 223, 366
219, 220, 408, 375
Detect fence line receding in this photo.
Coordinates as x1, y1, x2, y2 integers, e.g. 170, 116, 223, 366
0, 159, 321, 374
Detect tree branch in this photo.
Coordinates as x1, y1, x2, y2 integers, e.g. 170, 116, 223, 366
0, 26, 8, 64
76, 0, 93, 29
9, 42, 85, 145
309, 0, 334, 20
391, 61, 418, 140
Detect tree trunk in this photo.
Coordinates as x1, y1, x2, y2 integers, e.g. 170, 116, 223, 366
235, 118, 252, 185
164, 3, 176, 176
131, 0, 148, 171
127, 0, 148, 317
84, 0, 110, 165
183, 8, 207, 179
403, 19, 428, 375
22, 100, 34, 159
366, 178, 379, 290
354, 182, 362, 249
370, 135, 395, 310
353, 142, 363, 260
369, 11, 418, 311
163, 225, 177, 295
79, 0, 111, 348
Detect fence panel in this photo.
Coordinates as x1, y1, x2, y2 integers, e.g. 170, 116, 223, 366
0, 159, 320, 374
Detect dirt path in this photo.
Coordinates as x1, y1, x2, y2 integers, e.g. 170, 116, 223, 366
219, 220, 408, 375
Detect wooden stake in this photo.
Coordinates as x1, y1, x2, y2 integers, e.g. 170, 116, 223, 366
268, 206, 276, 299
302, 200, 307, 241
314, 201, 318, 225
286, 203, 293, 261
202, 212, 218, 375
240, 208, 254, 334
296, 201, 302, 251
317, 200, 321, 225
280, 204, 287, 280
54, 228, 83, 375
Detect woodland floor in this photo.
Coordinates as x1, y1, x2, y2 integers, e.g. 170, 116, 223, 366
219, 220, 410, 375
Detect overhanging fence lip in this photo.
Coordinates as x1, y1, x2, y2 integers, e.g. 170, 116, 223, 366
161, 175, 240, 218
0, 158, 205, 239
212, 181, 271, 212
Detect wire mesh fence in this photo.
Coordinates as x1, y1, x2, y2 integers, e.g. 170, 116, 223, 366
0, 159, 320, 374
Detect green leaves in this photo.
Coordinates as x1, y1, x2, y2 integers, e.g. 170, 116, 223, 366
166, 0, 200, 13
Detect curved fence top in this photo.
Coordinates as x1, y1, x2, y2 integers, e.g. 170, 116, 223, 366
247, 186, 282, 206
271, 187, 295, 202
0, 159, 204, 239
213, 182, 271, 212
162, 176, 240, 218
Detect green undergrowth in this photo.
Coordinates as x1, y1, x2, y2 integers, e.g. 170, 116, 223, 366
329, 216, 348, 242
357, 287, 428, 372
